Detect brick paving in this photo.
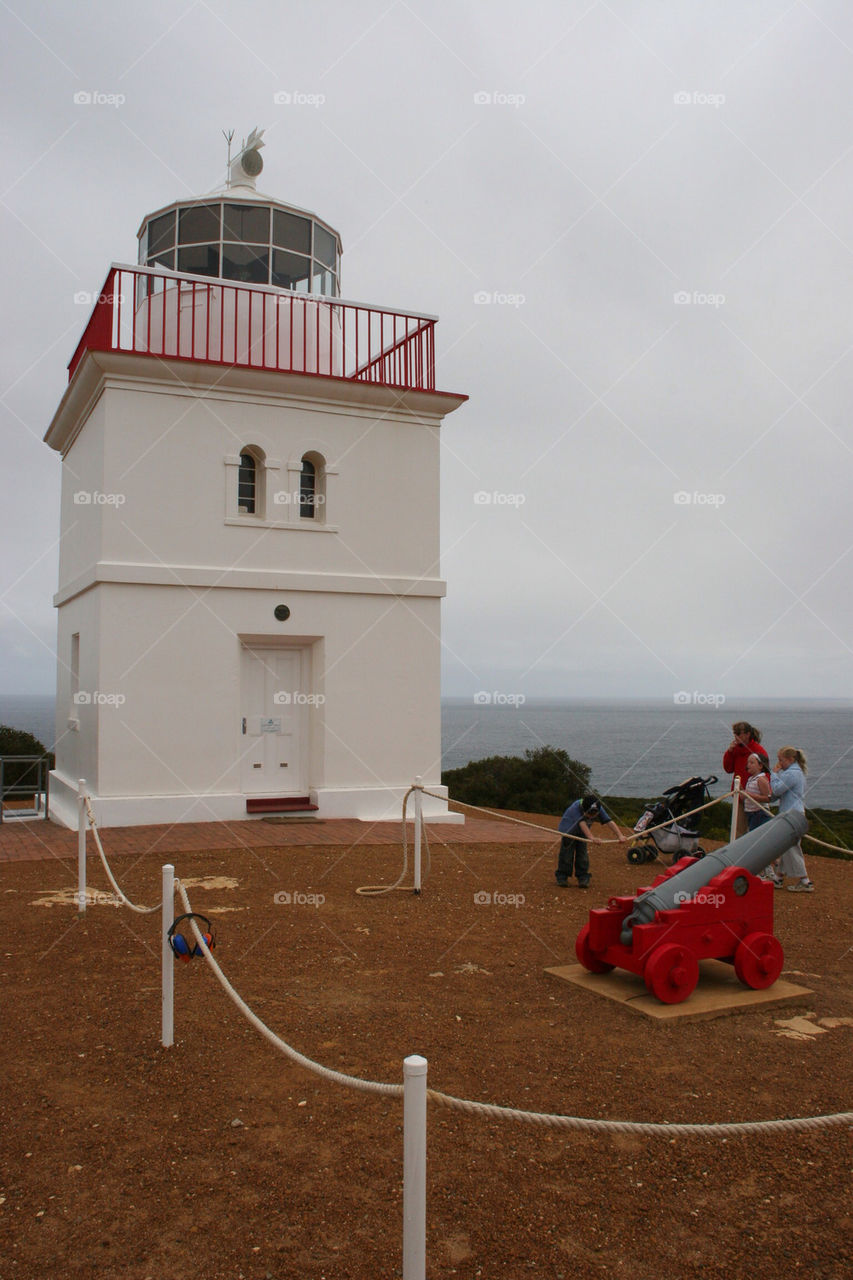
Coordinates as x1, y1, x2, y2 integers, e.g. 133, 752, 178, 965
0, 808, 558, 864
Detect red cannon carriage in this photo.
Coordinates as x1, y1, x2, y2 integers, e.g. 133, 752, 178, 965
575, 812, 807, 1004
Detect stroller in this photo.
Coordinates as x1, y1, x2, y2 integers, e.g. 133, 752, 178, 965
626, 775, 718, 866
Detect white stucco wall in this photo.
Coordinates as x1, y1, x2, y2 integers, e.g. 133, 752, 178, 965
46, 353, 464, 828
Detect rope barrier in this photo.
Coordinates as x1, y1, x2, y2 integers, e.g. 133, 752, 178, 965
83, 796, 159, 914
355, 785, 432, 896
173, 879, 853, 1138
742, 794, 852, 856
73, 784, 853, 1141
419, 787, 722, 845
422, 787, 852, 857
176, 880, 401, 1097
425, 1090, 853, 1137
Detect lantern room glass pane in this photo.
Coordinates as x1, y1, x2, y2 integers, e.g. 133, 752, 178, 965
177, 244, 220, 277
273, 210, 311, 255
148, 250, 175, 270
147, 211, 176, 255
223, 204, 270, 244
314, 224, 337, 270
271, 249, 311, 292
179, 204, 221, 244
311, 263, 336, 296
222, 244, 269, 284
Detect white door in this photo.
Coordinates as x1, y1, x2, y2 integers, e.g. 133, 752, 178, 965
240, 647, 307, 793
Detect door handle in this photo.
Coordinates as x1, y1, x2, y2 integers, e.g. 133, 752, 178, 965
241, 717, 246, 735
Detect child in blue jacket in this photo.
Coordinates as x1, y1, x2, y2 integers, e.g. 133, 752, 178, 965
556, 796, 621, 888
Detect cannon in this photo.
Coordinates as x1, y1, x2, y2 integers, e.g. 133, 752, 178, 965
575, 812, 808, 1004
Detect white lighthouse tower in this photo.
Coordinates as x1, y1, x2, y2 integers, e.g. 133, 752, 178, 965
44, 131, 466, 829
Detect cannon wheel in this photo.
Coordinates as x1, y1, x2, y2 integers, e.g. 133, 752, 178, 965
643, 943, 699, 1004
575, 924, 614, 974
733, 932, 784, 989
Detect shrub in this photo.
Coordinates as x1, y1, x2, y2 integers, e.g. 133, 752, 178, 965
0, 725, 54, 794
442, 746, 592, 816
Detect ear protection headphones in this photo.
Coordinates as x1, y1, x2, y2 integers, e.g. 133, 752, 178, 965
168, 913, 216, 962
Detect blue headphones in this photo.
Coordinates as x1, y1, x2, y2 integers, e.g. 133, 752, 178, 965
168, 912, 216, 963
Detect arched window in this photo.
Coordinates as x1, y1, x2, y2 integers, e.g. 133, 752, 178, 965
237, 447, 265, 517
299, 452, 326, 520
238, 452, 257, 513
299, 458, 316, 518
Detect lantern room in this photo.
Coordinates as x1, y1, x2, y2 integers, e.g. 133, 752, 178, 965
137, 129, 341, 295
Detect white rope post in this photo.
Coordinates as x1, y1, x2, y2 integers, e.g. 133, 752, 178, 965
729, 776, 741, 844
77, 779, 87, 913
403, 1054, 427, 1280
413, 776, 423, 895
162, 864, 175, 1048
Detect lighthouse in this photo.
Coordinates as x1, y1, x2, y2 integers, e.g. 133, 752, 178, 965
44, 131, 466, 829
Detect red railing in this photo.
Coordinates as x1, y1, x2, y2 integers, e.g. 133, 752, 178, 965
68, 264, 438, 391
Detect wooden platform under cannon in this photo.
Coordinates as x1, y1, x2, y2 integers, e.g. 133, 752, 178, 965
546, 960, 813, 1022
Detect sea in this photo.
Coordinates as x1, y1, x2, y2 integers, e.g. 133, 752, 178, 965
442, 697, 853, 810
1, 693, 850, 810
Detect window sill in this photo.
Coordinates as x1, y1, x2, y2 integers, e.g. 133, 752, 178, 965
224, 517, 338, 532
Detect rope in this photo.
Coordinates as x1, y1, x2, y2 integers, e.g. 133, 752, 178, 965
419, 787, 723, 844
742, 793, 852, 856
176, 880, 401, 1096
802, 831, 852, 854
175, 881, 853, 1137
426, 787, 852, 857
83, 796, 159, 915
425, 1090, 853, 1137
355, 785, 432, 896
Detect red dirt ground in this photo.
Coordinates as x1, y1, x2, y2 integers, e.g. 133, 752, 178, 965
1, 809, 851, 1279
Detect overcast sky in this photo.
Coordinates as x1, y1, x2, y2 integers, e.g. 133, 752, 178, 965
2, 0, 852, 701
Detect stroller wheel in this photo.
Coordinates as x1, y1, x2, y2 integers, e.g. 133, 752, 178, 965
627, 845, 646, 866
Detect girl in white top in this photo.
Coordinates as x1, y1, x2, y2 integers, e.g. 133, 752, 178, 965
744, 752, 780, 884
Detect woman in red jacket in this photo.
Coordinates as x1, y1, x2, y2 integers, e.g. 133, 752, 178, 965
723, 721, 769, 837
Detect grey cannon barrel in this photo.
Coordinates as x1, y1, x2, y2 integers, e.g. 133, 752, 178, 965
619, 811, 808, 946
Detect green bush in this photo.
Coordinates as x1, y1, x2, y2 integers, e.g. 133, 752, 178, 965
0, 725, 54, 794
442, 746, 592, 815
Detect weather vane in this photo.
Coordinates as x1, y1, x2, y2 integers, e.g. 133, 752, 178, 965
222, 128, 235, 175
223, 127, 265, 188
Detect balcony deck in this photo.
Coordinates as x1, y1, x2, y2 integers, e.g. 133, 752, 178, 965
68, 264, 439, 392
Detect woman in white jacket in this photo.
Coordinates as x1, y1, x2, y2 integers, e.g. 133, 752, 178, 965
770, 747, 813, 892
